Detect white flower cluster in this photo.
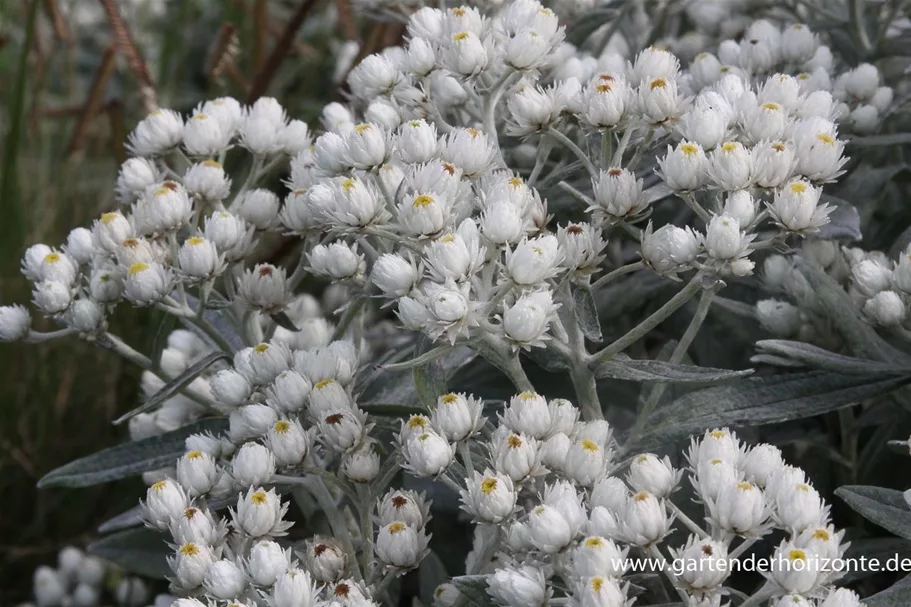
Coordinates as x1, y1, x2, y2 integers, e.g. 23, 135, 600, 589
756, 240, 911, 342
25, 545, 156, 607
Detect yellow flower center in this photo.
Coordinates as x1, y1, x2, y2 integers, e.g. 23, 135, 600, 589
481, 478, 498, 494
129, 262, 149, 277
413, 195, 436, 208
151, 481, 168, 492
681, 143, 699, 157
789, 549, 807, 562
722, 143, 737, 153
187, 236, 206, 246
737, 482, 754, 491
254, 343, 270, 354
761, 102, 781, 111
710, 430, 727, 439
341, 178, 357, 192
591, 577, 606, 593
813, 529, 831, 541
585, 537, 604, 548
790, 182, 808, 194
633, 491, 650, 502
101, 212, 120, 224
582, 440, 599, 452
202, 160, 222, 168
251, 491, 268, 505
355, 123, 372, 134
388, 522, 407, 534
274, 420, 291, 434
816, 133, 835, 145
650, 78, 668, 90
454, 32, 470, 42
441, 393, 459, 404
180, 543, 200, 556
43, 253, 61, 264
315, 379, 335, 389
187, 451, 203, 460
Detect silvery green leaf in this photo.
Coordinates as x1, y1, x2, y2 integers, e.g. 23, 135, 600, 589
271, 310, 299, 332
633, 371, 911, 450
754, 340, 911, 375
383, 343, 455, 371
87, 527, 171, 579
573, 284, 603, 342
595, 355, 753, 383
596, 273, 672, 321
836, 485, 911, 541
836, 165, 909, 204
865, 574, 911, 607
711, 296, 757, 320
39, 418, 228, 488
181, 291, 245, 352
149, 313, 178, 373
815, 202, 861, 241
642, 183, 674, 204
451, 574, 494, 607
419, 551, 450, 606
414, 335, 451, 408
796, 258, 911, 364
523, 346, 571, 372
114, 351, 229, 424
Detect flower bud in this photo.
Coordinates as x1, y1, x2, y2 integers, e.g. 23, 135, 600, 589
183, 113, 231, 156
232, 487, 290, 538
232, 442, 276, 487
170, 542, 216, 589
229, 404, 279, 443
211, 369, 253, 410
592, 168, 647, 220
570, 536, 627, 578
272, 568, 319, 607
0, 305, 30, 341
123, 262, 171, 306
177, 450, 218, 497
342, 441, 380, 482
757, 299, 803, 337
128, 109, 184, 156
864, 290, 906, 326
640, 223, 700, 275
431, 392, 484, 442
460, 469, 517, 523
401, 430, 454, 477
266, 419, 310, 467
247, 540, 291, 586
238, 188, 281, 230
303, 537, 348, 582
203, 559, 247, 599
627, 453, 679, 498
237, 264, 290, 314
487, 566, 548, 607
376, 521, 428, 569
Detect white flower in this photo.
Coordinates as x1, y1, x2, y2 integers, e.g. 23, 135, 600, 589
341, 441, 380, 483
237, 188, 281, 230
502, 290, 558, 349
115, 157, 162, 204
203, 559, 247, 599
123, 262, 171, 306
170, 542, 216, 589
170, 506, 226, 547
205, 211, 256, 261
527, 503, 573, 552
767, 542, 827, 594
132, 182, 193, 235
199, 97, 244, 135
775, 482, 828, 533
183, 112, 231, 156
266, 419, 310, 467
677, 105, 728, 150
709, 480, 768, 536
673, 536, 730, 591
441, 128, 498, 178
590, 477, 629, 513
237, 264, 290, 314
398, 190, 455, 237
311, 176, 390, 230
272, 568, 319, 607
752, 140, 797, 188
705, 214, 749, 261
229, 404, 279, 443
818, 589, 862, 607
347, 53, 400, 99
640, 223, 700, 275
176, 450, 218, 497
318, 408, 367, 452
638, 76, 682, 125
569, 536, 627, 578
377, 489, 430, 528
401, 430, 454, 477
89, 267, 124, 302
127, 109, 184, 156
232, 442, 276, 487
279, 119, 311, 155
211, 369, 253, 410
141, 479, 188, 530
442, 31, 489, 77
610, 490, 672, 546
246, 540, 291, 587
184, 160, 231, 202
564, 438, 609, 487
852, 259, 892, 297
492, 431, 541, 483
395, 119, 439, 164
481, 201, 526, 245
487, 566, 549, 607
708, 142, 753, 190
303, 538, 348, 582
793, 118, 847, 182
770, 180, 832, 233
309, 242, 366, 281
506, 85, 561, 137
426, 226, 485, 283
376, 521, 429, 569
657, 141, 708, 191
506, 235, 563, 286
460, 469, 517, 523
630, 46, 680, 84
782, 24, 818, 63
344, 123, 390, 170
578, 74, 631, 129
500, 392, 552, 439
591, 168, 647, 220
38, 250, 78, 286
0, 305, 30, 341
232, 487, 291, 538
865, 290, 907, 326
178, 236, 225, 280
431, 392, 485, 442
627, 453, 679, 498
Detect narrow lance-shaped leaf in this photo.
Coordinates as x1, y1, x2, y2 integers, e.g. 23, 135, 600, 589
413, 335, 449, 409
573, 284, 603, 342
595, 355, 753, 383
835, 486, 911, 541
114, 351, 228, 425
451, 575, 495, 607
39, 418, 228, 488
632, 371, 911, 451
88, 527, 171, 579
754, 340, 911, 375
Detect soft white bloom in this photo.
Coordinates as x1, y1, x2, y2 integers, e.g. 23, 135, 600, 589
203, 559, 247, 599
183, 112, 232, 156
128, 109, 184, 156
309, 242, 366, 281
493, 430, 541, 482
123, 262, 171, 306
272, 568, 319, 607
401, 429, 454, 477
627, 453, 679, 498
178, 236, 224, 280
502, 290, 558, 349
395, 119, 439, 164
488, 566, 549, 607
266, 418, 310, 467
705, 214, 748, 260
184, 160, 231, 202
341, 441, 380, 483
569, 536, 628, 578
246, 540, 291, 587
303, 537, 348, 582
640, 223, 700, 275
708, 142, 753, 190
461, 469, 517, 523
657, 141, 708, 191
579, 74, 631, 129
170, 542, 216, 589
237, 264, 290, 314
318, 408, 367, 452
506, 235, 563, 285
176, 450, 218, 497
376, 521, 429, 569
432, 392, 485, 442
0, 305, 30, 341
638, 76, 683, 124
770, 180, 832, 233
592, 168, 647, 220
116, 157, 162, 204
205, 211, 256, 261
232, 442, 276, 487
865, 290, 907, 326
232, 487, 291, 538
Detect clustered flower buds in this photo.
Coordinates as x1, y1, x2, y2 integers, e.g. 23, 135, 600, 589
5, 0, 901, 606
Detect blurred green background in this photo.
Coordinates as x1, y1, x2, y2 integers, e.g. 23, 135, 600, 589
0, 0, 381, 600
